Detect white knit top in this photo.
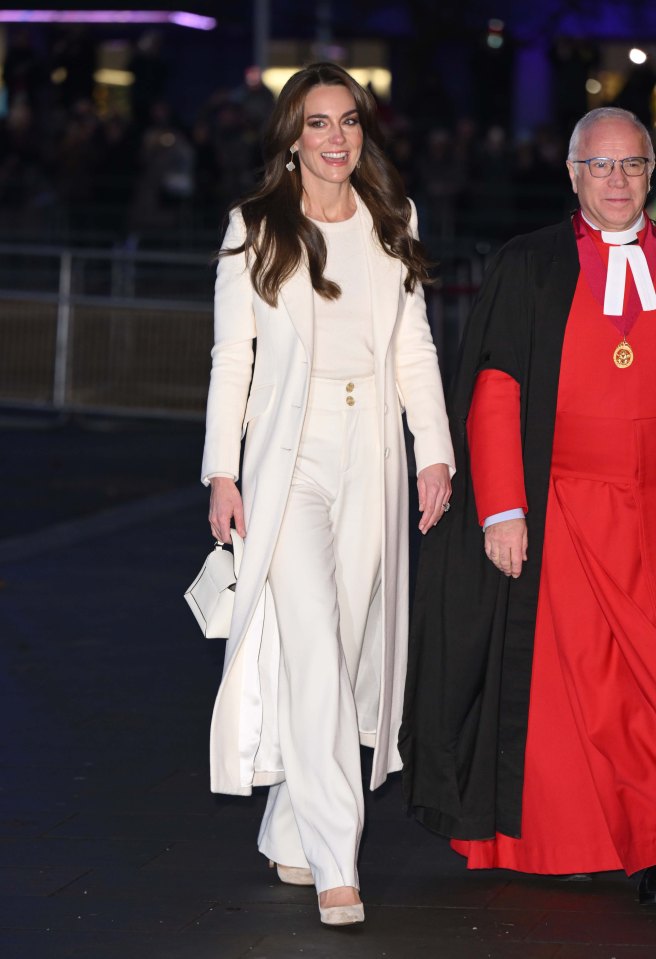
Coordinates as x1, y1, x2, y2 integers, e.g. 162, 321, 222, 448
310, 211, 374, 379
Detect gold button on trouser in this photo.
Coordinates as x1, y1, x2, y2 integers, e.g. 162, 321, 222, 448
306, 375, 375, 411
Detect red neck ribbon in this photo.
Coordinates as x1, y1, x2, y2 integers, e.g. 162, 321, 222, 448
573, 209, 656, 338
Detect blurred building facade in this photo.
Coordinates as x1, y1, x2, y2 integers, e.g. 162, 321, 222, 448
0, 1, 655, 252
2, 2, 656, 421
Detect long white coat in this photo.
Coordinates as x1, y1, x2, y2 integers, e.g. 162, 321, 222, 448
201, 193, 454, 796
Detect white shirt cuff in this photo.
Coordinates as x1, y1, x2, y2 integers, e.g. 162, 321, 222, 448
203, 471, 237, 484
482, 508, 526, 531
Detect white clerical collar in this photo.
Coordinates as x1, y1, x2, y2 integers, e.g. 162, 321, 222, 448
582, 211, 644, 245
581, 209, 656, 315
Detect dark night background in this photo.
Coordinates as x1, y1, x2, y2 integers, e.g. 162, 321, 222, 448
3, 0, 656, 416
2, 0, 656, 251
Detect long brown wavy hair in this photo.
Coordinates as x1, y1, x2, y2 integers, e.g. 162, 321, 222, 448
222, 62, 433, 307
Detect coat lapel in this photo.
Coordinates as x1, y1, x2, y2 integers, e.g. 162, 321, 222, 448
279, 193, 402, 365
279, 263, 314, 362
356, 195, 403, 364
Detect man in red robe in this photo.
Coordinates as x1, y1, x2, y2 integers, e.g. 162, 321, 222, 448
401, 107, 656, 901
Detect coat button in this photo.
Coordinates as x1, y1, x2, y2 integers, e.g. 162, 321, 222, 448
384, 447, 390, 458
346, 382, 354, 393
346, 395, 355, 407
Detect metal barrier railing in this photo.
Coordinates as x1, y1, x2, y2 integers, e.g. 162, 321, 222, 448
0, 242, 492, 418
0, 245, 215, 418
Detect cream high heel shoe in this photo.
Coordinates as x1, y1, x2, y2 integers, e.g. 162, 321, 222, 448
318, 888, 365, 926
268, 860, 314, 886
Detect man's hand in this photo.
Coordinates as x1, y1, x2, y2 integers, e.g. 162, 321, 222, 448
484, 517, 527, 578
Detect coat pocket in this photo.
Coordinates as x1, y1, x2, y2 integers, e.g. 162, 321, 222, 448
241, 384, 274, 438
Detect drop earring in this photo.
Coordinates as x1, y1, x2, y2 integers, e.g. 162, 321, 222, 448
286, 145, 298, 172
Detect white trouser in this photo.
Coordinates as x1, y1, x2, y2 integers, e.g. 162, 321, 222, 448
257, 374, 382, 893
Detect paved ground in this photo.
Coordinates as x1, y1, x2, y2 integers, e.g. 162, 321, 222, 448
1, 411, 655, 959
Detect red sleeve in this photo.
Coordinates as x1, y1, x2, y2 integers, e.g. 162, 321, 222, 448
466, 369, 528, 526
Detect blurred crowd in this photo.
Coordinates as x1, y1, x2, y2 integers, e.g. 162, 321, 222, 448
0, 27, 601, 251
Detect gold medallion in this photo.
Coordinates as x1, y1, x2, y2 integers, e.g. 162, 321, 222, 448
613, 339, 634, 368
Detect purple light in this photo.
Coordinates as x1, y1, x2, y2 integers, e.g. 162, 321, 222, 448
0, 10, 217, 30
169, 11, 215, 31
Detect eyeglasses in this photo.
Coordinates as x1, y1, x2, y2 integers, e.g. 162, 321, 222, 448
571, 156, 650, 178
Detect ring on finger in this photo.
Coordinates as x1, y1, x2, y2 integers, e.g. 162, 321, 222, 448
441, 501, 451, 512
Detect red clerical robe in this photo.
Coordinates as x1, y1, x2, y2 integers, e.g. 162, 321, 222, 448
455, 224, 656, 874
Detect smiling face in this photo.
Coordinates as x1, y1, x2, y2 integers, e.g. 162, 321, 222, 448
294, 83, 363, 191
566, 117, 652, 232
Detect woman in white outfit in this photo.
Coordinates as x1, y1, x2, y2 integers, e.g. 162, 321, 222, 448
202, 62, 455, 925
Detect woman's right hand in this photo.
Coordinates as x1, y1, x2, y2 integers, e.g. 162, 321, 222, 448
209, 477, 246, 543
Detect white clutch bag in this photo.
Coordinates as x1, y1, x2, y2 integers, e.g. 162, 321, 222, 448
184, 531, 244, 638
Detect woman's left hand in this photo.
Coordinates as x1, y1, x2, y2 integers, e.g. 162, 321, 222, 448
417, 463, 452, 534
